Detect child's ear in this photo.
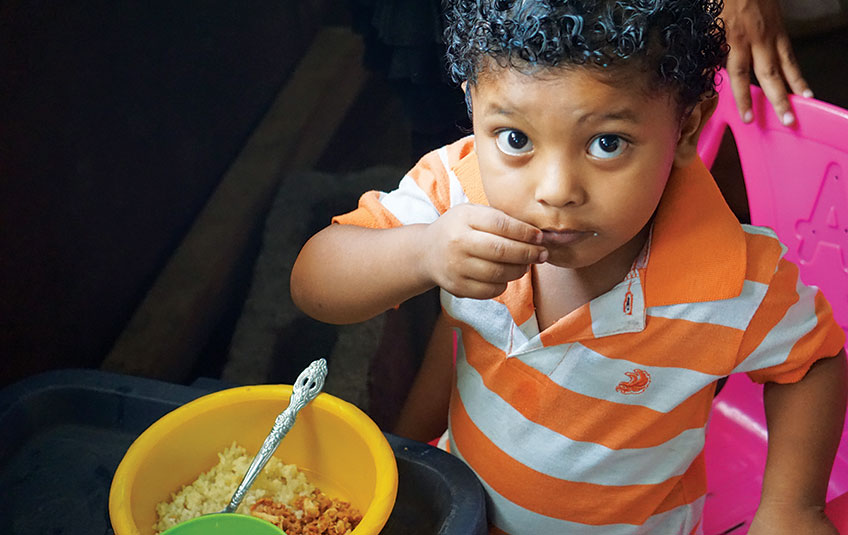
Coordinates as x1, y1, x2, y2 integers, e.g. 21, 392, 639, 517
461, 81, 473, 119
673, 96, 719, 167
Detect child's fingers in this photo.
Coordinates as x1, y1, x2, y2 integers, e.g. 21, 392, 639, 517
447, 278, 510, 300
462, 255, 534, 285
470, 207, 544, 245
427, 205, 547, 294
469, 232, 548, 266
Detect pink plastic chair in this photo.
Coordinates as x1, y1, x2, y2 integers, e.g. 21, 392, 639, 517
698, 70, 848, 534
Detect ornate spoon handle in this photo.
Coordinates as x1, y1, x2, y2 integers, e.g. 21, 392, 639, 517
221, 358, 328, 513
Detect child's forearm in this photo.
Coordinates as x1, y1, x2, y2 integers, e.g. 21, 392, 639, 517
760, 350, 848, 508
290, 223, 435, 324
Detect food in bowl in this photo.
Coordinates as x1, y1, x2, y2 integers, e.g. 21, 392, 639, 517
109, 384, 397, 535
251, 492, 362, 535
154, 442, 310, 532
155, 442, 363, 535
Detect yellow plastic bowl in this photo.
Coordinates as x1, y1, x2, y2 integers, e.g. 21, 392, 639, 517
109, 385, 398, 535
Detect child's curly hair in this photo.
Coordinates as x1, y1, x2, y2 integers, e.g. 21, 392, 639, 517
444, 0, 728, 110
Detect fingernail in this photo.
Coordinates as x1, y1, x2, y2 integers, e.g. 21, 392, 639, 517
782, 111, 795, 126
742, 110, 754, 123
803, 89, 814, 98
537, 250, 548, 263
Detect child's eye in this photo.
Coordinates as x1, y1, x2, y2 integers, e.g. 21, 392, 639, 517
588, 134, 627, 159
495, 129, 533, 156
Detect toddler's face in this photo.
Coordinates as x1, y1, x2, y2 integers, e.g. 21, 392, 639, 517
470, 65, 689, 273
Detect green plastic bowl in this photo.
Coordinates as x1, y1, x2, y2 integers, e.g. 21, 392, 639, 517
161, 514, 284, 535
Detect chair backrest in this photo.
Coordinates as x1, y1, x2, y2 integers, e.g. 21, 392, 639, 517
698, 70, 848, 339
699, 73, 848, 533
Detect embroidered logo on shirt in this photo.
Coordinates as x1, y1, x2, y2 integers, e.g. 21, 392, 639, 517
616, 369, 651, 395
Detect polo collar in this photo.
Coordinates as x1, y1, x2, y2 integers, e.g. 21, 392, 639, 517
643, 157, 747, 306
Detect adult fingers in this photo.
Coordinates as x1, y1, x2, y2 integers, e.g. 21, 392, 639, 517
725, 43, 755, 123
751, 45, 794, 125
776, 34, 813, 99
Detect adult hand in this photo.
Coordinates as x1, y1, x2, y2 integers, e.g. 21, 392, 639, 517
722, 0, 813, 125
423, 203, 547, 299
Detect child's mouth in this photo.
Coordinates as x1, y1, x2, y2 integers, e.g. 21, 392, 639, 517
540, 229, 595, 246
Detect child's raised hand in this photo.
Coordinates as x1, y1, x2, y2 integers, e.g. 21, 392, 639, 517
422, 204, 548, 299
748, 502, 839, 535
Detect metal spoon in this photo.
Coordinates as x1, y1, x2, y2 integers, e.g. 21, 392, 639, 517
219, 357, 328, 514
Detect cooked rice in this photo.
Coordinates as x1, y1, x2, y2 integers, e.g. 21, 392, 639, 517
154, 442, 315, 533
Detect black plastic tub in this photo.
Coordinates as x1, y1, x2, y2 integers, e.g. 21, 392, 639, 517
0, 369, 486, 535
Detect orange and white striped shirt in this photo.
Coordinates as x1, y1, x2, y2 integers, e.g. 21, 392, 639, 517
334, 136, 846, 534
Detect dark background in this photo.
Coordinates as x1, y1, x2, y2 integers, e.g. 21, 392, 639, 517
1, 1, 846, 396
0, 0, 334, 385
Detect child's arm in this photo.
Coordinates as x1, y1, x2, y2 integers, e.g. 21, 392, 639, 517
290, 203, 547, 324
749, 349, 848, 534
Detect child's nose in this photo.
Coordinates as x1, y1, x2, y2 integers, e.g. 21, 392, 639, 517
534, 159, 586, 208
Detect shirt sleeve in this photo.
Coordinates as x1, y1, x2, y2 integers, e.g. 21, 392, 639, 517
332, 136, 475, 229
734, 256, 845, 384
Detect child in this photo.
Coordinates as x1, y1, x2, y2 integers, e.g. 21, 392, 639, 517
290, 0, 847, 532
